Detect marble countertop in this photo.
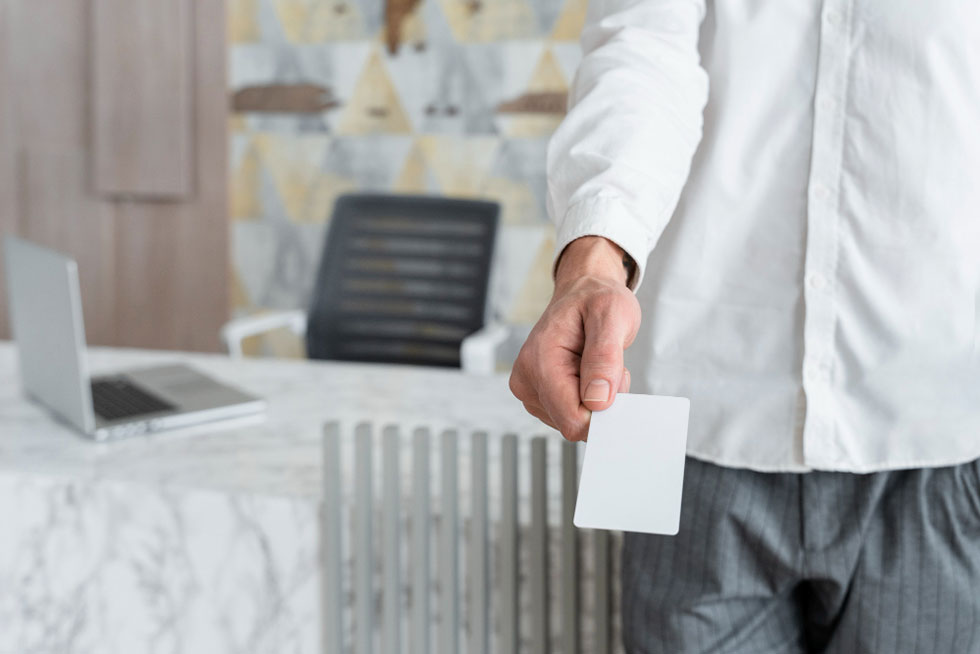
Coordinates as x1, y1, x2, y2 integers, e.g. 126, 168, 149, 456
0, 343, 558, 500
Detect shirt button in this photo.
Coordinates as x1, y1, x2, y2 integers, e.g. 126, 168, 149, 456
806, 272, 828, 291
825, 9, 844, 28
818, 95, 837, 114
812, 183, 831, 203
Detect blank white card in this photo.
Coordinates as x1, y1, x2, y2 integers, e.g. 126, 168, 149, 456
574, 393, 690, 535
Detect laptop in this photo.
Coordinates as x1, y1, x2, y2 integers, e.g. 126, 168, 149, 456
3, 236, 265, 441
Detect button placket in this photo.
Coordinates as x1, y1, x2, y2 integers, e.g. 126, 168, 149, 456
818, 95, 837, 114
801, 0, 852, 467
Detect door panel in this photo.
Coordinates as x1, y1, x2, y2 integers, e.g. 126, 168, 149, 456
0, 0, 228, 352
91, 0, 193, 198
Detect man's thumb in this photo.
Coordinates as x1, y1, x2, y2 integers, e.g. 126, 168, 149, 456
579, 332, 626, 411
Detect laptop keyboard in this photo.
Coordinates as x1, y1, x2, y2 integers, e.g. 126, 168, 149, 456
91, 377, 176, 421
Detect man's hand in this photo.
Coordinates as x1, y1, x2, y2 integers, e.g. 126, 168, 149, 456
509, 236, 642, 441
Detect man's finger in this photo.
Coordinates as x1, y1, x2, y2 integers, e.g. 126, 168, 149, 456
618, 367, 631, 394
508, 362, 536, 403
537, 359, 591, 441
579, 309, 632, 412
522, 401, 557, 430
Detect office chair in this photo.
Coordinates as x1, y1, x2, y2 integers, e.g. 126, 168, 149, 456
222, 194, 508, 373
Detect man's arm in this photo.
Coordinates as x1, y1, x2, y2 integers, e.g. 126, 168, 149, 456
511, 0, 709, 441
548, 0, 710, 289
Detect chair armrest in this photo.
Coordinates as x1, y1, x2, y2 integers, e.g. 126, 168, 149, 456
460, 323, 511, 375
220, 310, 308, 357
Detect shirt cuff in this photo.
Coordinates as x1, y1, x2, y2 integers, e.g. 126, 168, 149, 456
553, 195, 656, 291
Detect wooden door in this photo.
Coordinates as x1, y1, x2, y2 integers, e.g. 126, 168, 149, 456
0, 0, 228, 352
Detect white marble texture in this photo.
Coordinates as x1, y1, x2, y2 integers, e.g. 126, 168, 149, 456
0, 475, 320, 654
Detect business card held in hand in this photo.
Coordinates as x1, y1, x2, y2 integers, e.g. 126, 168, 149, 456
573, 393, 690, 535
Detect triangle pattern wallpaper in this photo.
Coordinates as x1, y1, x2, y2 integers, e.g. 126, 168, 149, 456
229, 0, 585, 355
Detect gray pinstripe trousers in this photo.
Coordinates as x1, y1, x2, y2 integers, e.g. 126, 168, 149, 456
622, 456, 980, 653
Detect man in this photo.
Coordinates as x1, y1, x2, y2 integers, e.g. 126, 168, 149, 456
509, 0, 980, 651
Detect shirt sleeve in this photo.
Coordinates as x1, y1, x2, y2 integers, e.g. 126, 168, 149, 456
547, 0, 710, 289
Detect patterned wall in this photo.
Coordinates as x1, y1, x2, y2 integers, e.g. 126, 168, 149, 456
228, 0, 585, 354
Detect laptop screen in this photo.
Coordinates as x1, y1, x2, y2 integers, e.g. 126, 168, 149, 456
3, 237, 96, 433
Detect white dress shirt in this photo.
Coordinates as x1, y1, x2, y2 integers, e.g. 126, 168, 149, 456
547, 0, 980, 472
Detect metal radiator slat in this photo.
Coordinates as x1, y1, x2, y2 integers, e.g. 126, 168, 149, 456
530, 437, 550, 654
322, 422, 344, 654
439, 430, 459, 654
355, 423, 374, 654
382, 425, 401, 654
594, 529, 612, 654
561, 441, 580, 654
499, 434, 519, 654
468, 431, 489, 654
411, 428, 431, 654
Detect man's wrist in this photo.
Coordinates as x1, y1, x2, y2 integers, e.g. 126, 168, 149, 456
555, 236, 635, 290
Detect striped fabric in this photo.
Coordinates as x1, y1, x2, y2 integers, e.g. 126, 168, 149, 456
622, 456, 980, 653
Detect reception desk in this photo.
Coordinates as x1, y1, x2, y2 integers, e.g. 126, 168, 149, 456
0, 343, 591, 653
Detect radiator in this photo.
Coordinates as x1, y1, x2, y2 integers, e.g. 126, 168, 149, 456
320, 422, 625, 654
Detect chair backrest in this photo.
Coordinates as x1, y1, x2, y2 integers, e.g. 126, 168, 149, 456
306, 194, 499, 367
